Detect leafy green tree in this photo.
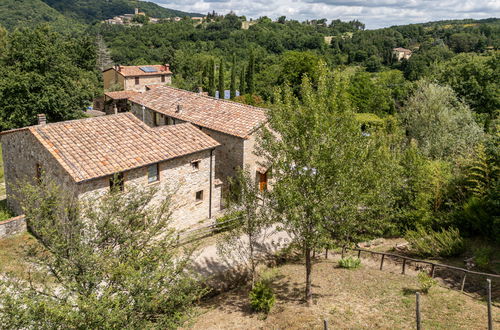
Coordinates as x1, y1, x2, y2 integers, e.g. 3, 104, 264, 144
246, 52, 255, 95
0, 26, 99, 129
259, 70, 397, 305
218, 58, 224, 99
132, 14, 150, 25
398, 80, 483, 159
0, 179, 205, 328
230, 54, 237, 99
348, 70, 393, 115
277, 51, 322, 94
430, 53, 500, 116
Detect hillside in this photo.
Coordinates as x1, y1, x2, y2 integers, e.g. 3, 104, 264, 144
41, 0, 203, 23
0, 0, 78, 31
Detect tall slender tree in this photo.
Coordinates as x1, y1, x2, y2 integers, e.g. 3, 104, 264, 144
246, 52, 255, 95
239, 65, 246, 95
230, 54, 237, 99
218, 58, 225, 99
208, 59, 216, 97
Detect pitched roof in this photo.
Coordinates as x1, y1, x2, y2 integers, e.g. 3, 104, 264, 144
104, 90, 140, 100
129, 86, 267, 139
393, 47, 412, 53
13, 113, 218, 183
104, 65, 172, 77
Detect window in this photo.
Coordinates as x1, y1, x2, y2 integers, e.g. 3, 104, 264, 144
195, 190, 204, 202
165, 117, 174, 125
110, 173, 125, 192
135, 77, 140, 85
161, 75, 165, 83
191, 160, 200, 170
35, 163, 42, 184
148, 164, 159, 183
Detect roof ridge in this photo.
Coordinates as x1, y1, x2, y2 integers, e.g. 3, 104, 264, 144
158, 85, 268, 112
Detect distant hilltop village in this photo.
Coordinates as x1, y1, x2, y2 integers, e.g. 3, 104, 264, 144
104, 8, 204, 25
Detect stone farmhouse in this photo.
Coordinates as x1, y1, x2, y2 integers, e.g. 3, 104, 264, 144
393, 47, 412, 61
103, 65, 173, 92
128, 86, 270, 192
0, 113, 222, 229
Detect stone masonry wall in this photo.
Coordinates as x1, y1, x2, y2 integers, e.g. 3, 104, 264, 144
0, 215, 26, 239
78, 149, 220, 229
103, 69, 125, 91
124, 75, 172, 92
1, 130, 78, 215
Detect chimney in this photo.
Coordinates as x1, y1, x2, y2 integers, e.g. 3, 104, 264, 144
37, 114, 46, 125
176, 105, 183, 113
197, 86, 203, 94
163, 64, 170, 72
135, 8, 139, 15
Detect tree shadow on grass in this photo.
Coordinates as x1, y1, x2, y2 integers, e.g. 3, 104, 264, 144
402, 287, 419, 296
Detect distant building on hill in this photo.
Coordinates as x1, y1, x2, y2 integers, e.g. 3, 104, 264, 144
393, 47, 412, 61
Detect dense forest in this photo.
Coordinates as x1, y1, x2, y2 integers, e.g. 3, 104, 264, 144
0, 8, 498, 263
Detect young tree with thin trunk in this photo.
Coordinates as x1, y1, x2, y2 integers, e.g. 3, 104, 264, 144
216, 169, 269, 287
218, 58, 225, 99
230, 54, 237, 99
0, 179, 205, 328
258, 68, 398, 306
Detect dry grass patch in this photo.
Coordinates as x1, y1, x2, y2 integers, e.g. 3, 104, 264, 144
0, 232, 36, 279
190, 259, 499, 329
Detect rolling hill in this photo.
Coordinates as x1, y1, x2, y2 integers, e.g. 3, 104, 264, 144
41, 0, 202, 23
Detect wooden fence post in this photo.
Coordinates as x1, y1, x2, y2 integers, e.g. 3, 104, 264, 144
487, 279, 492, 330
380, 254, 385, 270
341, 246, 345, 259
431, 264, 435, 278
323, 319, 328, 330
325, 248, 328, 259
357, 250, 361, 259
416, 292, 421, 330
402, 258, 406, 275
461, 272, 467, 292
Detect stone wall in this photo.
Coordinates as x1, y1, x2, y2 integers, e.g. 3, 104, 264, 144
0, 215, 26, 238
124, 75, 172, 92
78, 149, 221, 229
1, 129, 78, 215
103, 69, 125, 90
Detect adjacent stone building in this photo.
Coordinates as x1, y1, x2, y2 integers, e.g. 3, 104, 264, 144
0, 113, 221, 229
128, 86, 270, 192
103, 65, 173, 92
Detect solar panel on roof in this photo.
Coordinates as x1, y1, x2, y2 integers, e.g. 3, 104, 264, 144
140, 66, 158, 73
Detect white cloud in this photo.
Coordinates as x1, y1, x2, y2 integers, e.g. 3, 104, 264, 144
151, 0, 499, 28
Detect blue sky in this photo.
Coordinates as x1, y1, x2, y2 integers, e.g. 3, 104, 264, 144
151, 0, 499, 29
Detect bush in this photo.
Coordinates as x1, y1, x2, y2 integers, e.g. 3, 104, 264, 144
474, 246, 494, 270
405, 226, 465, 258
417, 271, 437, 294
249, 281, 275, 314
214, 211, 243, 233
338, 257, 361, 269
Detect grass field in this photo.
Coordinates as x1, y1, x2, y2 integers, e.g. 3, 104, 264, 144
190, 258, 499, 329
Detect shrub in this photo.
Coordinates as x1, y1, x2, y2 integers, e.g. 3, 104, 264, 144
338, 257, 361, 269
474, 246, 494, 270
405, 226, 465, 258
417, 271, 437, 294
214, 211, 243, 233
249, 281, 275, 314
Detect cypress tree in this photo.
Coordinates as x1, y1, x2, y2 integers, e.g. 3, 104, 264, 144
246, 52, 255, 95
230, 54, 237, 99
218, 58, 224, 99
239, 65, 246, 96
208, 59, 216, 97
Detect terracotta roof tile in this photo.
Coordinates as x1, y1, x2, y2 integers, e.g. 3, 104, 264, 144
104, 90, 141, 100
129, 86, 267, 139
26, 113, 219, 183
105, 65, 173, 77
